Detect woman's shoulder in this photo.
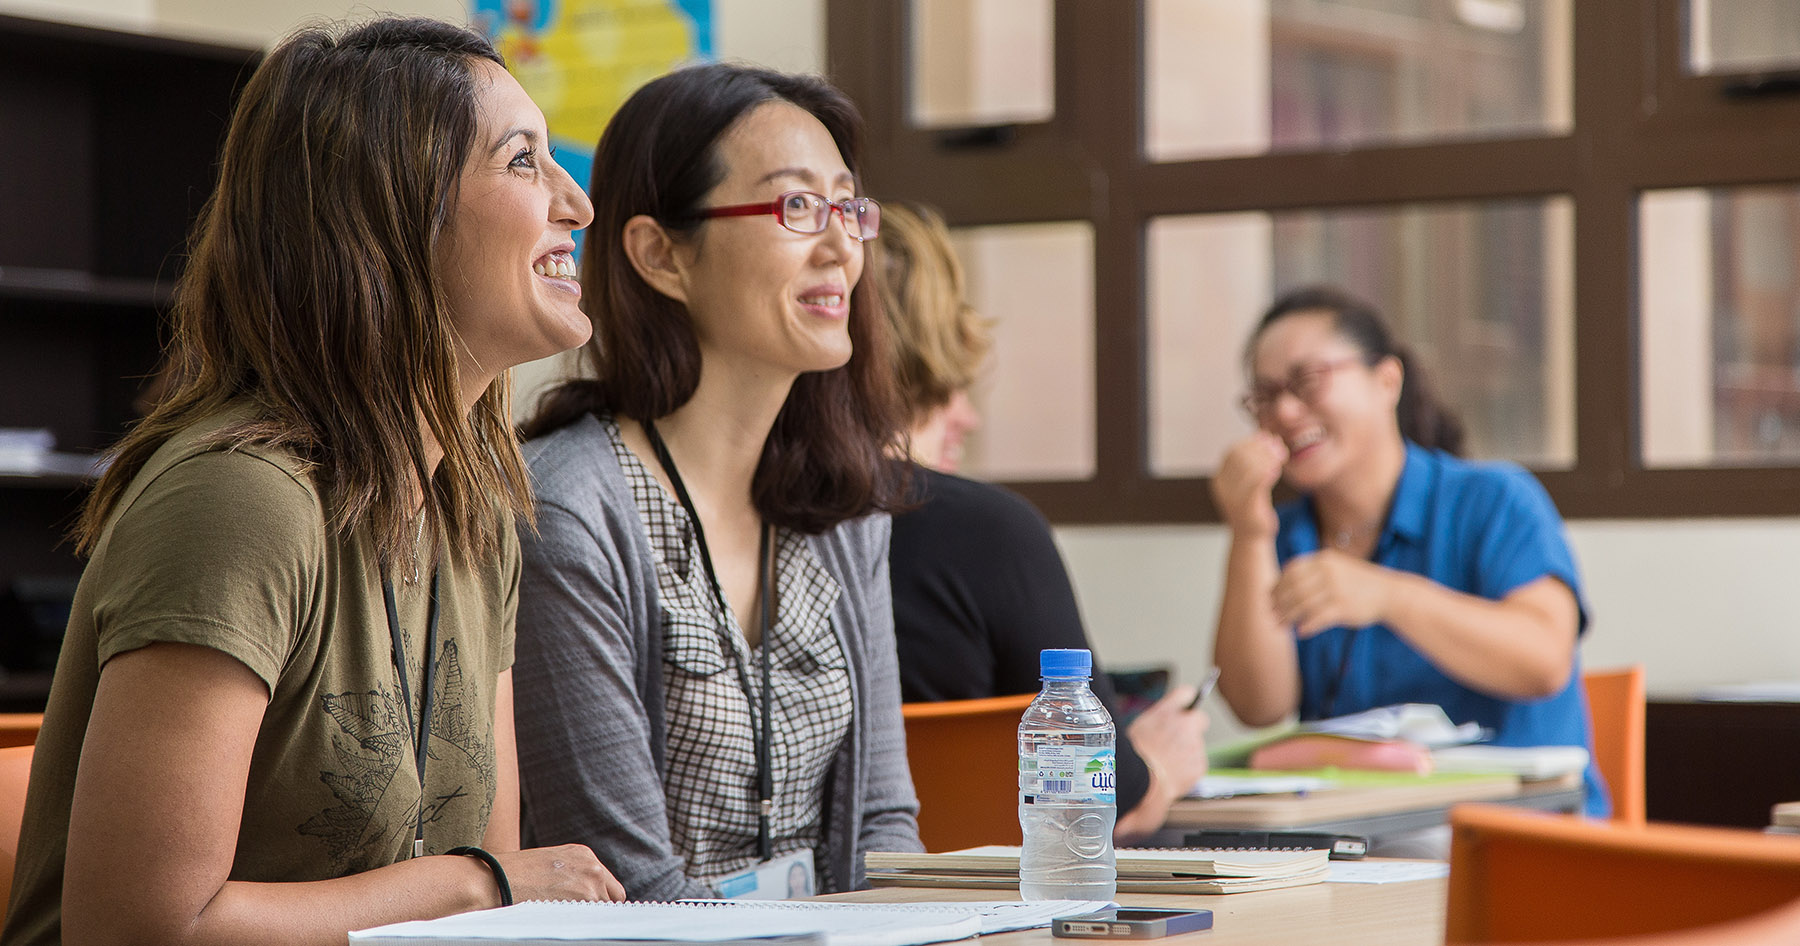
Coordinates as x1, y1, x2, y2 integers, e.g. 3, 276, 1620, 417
126, 407, 321, 520
901, 467, 1051, 540
523, 412, 628, 505
819, 507, 891, 556
1416, 448, 1564, 533
1426, 448, 1554, 505
98, 411, 329, 580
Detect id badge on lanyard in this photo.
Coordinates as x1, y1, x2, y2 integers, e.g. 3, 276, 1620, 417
715, 848, 816, 900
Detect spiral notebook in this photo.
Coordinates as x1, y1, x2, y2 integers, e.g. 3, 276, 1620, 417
347, 898, 1109, 946
864, 846, 1330, 895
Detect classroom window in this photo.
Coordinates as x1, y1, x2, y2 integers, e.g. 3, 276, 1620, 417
908, 0, 1055, 128
950, 221, 1095, 482
1641, 185, 1800, 468
1144, 0, 1572, 161
1687, 0, 1800, 75
831, 0, 1800, 521
1147, 199, 1574, 478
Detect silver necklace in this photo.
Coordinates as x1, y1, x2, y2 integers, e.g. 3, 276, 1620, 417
1328, 519, 1380, 550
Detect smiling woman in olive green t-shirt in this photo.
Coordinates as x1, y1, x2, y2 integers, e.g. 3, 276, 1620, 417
0, 17, 624, 946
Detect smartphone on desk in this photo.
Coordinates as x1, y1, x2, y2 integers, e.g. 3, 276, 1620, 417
1052, 907, 1214, 939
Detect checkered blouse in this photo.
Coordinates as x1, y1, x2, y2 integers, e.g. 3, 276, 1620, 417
603, 417, 852, 887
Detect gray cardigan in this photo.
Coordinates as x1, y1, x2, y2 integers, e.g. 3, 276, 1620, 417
512, 414, 923, 900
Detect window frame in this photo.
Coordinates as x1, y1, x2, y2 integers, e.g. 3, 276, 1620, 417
827, 0, 1800, 523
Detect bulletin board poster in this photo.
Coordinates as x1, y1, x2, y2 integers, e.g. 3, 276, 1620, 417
471, 0, 714, 202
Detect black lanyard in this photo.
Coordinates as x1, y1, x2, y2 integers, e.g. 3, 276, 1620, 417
1318, 627, 1359, 720
643, 418, 777, 861
1312, 484, 1415, 719
382, 564, 441, 859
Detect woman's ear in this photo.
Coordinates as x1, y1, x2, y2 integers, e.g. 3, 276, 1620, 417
1376, 353, 1404, 409
622, 214, 689, 305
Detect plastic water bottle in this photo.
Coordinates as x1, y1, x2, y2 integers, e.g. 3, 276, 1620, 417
1017, 648, 1117, 900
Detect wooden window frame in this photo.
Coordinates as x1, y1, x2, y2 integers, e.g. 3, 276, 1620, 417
827, 0, 1800, 523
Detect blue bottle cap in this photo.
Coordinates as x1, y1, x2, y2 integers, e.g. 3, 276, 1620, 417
1039, 648, 1092, 679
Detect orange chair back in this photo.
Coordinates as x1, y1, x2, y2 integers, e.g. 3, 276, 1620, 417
901, 693, 1035, 852
0, 715, 43, 750
1582, 665, 1645, 823
0, 744, 35, 923
1445, 802, 1800, 943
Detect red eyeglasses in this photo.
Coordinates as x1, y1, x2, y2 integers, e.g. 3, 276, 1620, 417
698, 191, 882, 242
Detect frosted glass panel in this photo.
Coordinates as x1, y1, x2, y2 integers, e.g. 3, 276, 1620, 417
910, 0, 1054, 128
1642, 186, 1800, 468
1148, 198, 1574, 476
950, 222, 1094, 481
1146, 0, 1572, 161
1689, 0, 1800, 75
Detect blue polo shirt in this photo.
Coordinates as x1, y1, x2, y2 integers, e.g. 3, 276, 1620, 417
1276, 441, 1608, 817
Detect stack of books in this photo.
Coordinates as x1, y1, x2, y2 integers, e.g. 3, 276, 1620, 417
865, 845, 1330, 894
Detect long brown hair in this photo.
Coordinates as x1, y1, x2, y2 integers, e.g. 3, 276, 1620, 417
76, 17, 526, 569
1249, 285, 1466, 456
525, 63, 909, 534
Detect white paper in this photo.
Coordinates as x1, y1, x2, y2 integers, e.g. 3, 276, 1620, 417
349, 898, 1113, 946
1431, 744, 1588, 778
1188, 773, 1335, 798
1325, 860, 1450, 884
1299, 703, 1486, 748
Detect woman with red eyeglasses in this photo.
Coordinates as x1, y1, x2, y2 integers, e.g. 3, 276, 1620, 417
1210, 286, 1607, 824
511, 63, 922, 900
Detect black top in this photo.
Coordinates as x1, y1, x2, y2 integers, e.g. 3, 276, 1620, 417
889, 466, 1151, 815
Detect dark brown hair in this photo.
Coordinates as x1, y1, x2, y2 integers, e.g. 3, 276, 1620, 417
1250, 285, 1466, 456
525, 62, 908, 534
77, 17, 525, 570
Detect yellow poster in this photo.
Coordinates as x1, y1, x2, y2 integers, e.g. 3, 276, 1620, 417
472, 0, 713, 195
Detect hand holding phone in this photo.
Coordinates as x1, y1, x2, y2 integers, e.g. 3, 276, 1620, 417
1185, 667, 1221, 711
1053, 908, 1214, 939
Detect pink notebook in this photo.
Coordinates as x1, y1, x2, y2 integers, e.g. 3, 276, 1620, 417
1249, 733, 1434, 774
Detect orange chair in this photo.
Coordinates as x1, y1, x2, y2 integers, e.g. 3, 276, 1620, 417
1445, 802, 1800, 943
0, 714, 43, 750
1582, 665, 1645, 823
0, 744, 34, 923
901, 693, 1035, 852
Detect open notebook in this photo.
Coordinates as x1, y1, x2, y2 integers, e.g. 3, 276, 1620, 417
348, 898, 1111, 946
865, 846, 1330, 895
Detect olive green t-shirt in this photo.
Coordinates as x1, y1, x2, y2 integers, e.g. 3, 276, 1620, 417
1, 409, 518, 946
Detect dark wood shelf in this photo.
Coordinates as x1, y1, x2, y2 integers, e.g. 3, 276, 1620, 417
0, 266, 169, 308
0, 14, 256, 694
0, 472, 97, 491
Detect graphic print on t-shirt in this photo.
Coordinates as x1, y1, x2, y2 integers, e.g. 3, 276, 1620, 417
299, 640, 493, 871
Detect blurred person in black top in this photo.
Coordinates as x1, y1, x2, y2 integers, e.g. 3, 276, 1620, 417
875, 202, 1209, 841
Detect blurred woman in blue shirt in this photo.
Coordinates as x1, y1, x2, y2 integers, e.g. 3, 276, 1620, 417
1210, 286, 1606, 817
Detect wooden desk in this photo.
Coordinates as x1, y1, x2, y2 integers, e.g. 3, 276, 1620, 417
828, 871, 1448, 946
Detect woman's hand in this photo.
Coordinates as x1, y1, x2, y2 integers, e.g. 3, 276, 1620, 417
1126, 687, 1211, 792
493, 844, 626, 904
1211, 433, 1288, 539
1271, 549, 1402, 636
1114, 687, 1210, 842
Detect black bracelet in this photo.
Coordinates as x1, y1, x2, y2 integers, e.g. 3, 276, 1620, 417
445, 845, 514, 907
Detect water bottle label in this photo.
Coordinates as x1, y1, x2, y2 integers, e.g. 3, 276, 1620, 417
1020, 739, 1115, 803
